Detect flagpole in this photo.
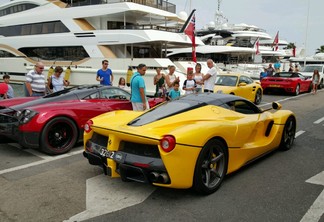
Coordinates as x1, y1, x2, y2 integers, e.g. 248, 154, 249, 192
304, 0, 310, 66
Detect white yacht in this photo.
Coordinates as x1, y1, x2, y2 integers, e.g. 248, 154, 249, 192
0, 0, 203, 95
168, 0, 293, 68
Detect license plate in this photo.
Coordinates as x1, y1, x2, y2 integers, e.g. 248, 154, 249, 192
99, 148, 125, 163
99, 148, 115, 158
270, 84, 281, 87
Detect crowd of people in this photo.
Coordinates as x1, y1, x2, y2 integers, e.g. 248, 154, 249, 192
1, 58, 321, 107
128, 59, 219, 111
150, 59, 218, 100
260, 61, 303, 80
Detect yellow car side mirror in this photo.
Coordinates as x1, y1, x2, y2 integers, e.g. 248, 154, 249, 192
238, 82, 247, 87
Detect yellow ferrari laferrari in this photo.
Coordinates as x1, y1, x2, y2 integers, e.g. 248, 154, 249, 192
214, 73, 263, 105
83, 93, 296, 194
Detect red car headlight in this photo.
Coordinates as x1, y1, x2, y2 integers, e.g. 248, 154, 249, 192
84, 120, 93, 133
160, 135, 176, 152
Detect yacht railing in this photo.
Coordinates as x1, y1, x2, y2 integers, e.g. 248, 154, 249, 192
63, 0, 176, 13
121, 24, 179, 32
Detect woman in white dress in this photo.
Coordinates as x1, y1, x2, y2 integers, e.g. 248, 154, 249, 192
312, 69, 320, 94
194, 63, 204, 93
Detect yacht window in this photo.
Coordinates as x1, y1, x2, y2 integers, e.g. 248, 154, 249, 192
21, 24, 31, 35
31, 23, 42, 35
0, 21, 69, 37
0, 50, 16, 57
19, 46, 89, 61
0, 3, 38, 17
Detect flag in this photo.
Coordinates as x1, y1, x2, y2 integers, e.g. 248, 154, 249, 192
292, 46, 296, 57
255, 37, 260, 55
272, 31, 279, 51
184, 10, 197, 63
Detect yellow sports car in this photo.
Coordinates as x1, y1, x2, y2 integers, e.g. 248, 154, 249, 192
83, 93, 296, 194
214, 73, 263, 105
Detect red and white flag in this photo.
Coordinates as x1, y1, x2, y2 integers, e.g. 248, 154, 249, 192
272, 31, 279, 51
255, 37, 260, 55
184, 10, 197, 63
292, 46, 296, 57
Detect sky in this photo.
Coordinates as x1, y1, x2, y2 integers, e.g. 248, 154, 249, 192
0, 0, 323, 56
172, 0, 323, 56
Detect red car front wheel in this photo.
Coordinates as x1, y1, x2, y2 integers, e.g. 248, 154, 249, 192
40, 117, 78, 155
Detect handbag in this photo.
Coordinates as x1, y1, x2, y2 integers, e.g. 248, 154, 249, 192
49, 76, 53, 89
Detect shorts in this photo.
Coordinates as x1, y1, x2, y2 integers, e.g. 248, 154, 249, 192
132, 101, 149, 111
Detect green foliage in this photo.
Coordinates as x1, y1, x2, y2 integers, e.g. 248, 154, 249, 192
284, 42, 296, 49
316, 45, 324, 54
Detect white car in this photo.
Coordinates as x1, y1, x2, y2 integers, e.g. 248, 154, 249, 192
300, 65, 324, 89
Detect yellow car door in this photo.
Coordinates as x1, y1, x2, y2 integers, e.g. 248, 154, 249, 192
235, 76, 256, 101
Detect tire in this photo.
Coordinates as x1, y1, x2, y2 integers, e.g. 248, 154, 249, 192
40, 117, 78, 155
294, 84, 300, 96
0, 135, 14, 143
254, 89, 262, 105
193, 139, 228, 194
279, 116, 296, 151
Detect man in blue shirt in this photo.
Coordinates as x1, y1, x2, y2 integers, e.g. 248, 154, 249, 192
130, 64, 149, 111
96, 60, 114, 85
274, 60, 281, 73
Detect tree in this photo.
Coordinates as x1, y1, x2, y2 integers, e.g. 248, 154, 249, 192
316, 45, 324, 54
284, 42, 296, 49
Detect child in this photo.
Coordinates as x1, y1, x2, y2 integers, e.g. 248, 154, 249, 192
167, 81, 180, 100
183, 68, 196, 94
118, 77, 126, 88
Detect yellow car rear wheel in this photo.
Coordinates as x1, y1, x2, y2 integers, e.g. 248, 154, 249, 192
193, 139, 228, 194
254, 89, 262, 105
279, 116, 296, 151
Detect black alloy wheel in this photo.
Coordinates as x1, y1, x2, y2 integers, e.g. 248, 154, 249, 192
254, 89, 262, 105
40, 117, 78, 155
279, 116, 296, 151
193, 139, 228, 194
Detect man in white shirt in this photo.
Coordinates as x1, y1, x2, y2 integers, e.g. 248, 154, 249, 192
203, 59, 218, 92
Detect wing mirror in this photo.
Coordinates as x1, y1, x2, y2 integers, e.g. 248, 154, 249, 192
238, 82, 247, 86
272, 102, 282, 110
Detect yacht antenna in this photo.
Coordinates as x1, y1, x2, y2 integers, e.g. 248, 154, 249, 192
215, 0, 227, 29
304, 0, 310, 66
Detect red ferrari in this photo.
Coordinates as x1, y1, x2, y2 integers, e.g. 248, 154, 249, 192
261, 72, 312, 96
0, 85, 163, 155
